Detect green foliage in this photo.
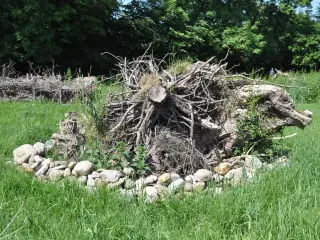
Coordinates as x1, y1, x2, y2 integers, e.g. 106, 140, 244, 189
65, 67, 72, 81
235, 96, 289, 158
167, 59, 192, 75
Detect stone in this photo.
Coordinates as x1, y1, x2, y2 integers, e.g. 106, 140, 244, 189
64, 168, 71, 177
120, 189, 135, 200
194, 169, 212, 182
144, 175, 158, 185
245, 155, 263, 171
77, 176, 88, 184
213, 173, 224, 183
33, 142, 45, 156
157, 173, 171, 185
94, 178, 105, 187
13, 144, 38, 165
246, 171, 255, 182
145, 186, 158, 202
96, 168, 106, 173
123, 167, 136, 177
68, 161, 77, 170
100, 170, 122, 183
185, 175, 195, 184
168, 179, 185, 194
54, 161, 68, 167
215, 162, 231, 175
276, 156, 290, 167
107, 178, 125, 189
184, 182, 193, 192
215, 187, 223, 194
91, 171, 101, 179
72, 161, 94, 176
154, 184, 168, 197
50, 165, 67, 171
135, 178, 146, 192
35, 163, 49, 177
48, 170, 64, 182
87, 176, 96, 187
124, 178, 136, 190
225, 167, 245, 185
44, 140, 56, 152
170, 173, 181, 182
194, 182, 206, 191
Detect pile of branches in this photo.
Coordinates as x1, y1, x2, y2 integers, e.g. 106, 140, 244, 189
102, 53, 312, 174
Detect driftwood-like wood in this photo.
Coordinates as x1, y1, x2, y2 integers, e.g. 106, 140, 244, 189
101, 54, 312, 174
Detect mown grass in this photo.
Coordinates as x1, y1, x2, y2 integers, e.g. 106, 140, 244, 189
1, 94, 320, 238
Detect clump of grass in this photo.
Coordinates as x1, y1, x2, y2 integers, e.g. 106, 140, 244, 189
167, 59, 192, 75
138, 74, 161, 99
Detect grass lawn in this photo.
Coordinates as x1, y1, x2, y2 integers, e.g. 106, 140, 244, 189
0, 101, 320, 239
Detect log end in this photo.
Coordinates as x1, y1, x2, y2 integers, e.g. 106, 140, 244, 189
148, 86, 167, 104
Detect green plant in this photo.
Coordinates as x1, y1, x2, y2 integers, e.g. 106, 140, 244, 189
65, 67, 72, 81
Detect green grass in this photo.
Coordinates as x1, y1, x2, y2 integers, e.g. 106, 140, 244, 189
1, 101, 320, 239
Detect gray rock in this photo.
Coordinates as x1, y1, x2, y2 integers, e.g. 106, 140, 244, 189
33, 142, 45, 156
168, 179, 185, 194
72, 161, 94, 176
77, 176, 88, 184
44, 140, 56, 152
124, 178, 136, 190
245, 155, 263, 171
185, 175, 195, 184
194, 169, 212, 182
35, 163, 49, 176
184, 182, 193, 192
144, 175, 158, 185
13, 144, 38, 165
48, 170, 64, 182
107, 178, 125, 189
276, 156, 290, 167
157, 173, 171, 185
68, 161, 77, 170
154, 184, 168, 197
94, 178, 105, 187
100, 170, 122, 183
91, 171, 101, 179
170, 173, 181, 182
64, 168, 71, 177
225, 167, 245, 185
145, 186, 158, 202
135, 178, 146, 192
54, 161, 68, 167
213, 173, 224, 183
123, 167, 136, 177
120, 189, 135, 200
87, 176, 96, 187
50, 165, 67, 171
246, 171, 255, 182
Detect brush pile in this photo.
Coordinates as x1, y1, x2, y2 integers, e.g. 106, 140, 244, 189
102, 55, 312, 175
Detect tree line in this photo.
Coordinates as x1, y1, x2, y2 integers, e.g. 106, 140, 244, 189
0, 0, 319, 75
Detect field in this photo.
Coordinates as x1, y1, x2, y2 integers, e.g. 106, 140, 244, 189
1, 90, 320, 239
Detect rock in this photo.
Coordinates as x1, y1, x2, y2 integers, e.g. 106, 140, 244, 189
120, 189, 135, 200
154, 184, 168, 197
107, 178, 125, 189
68, 161, 77, 170
225, 167, 245, 185
135, 178, 146, 192
49, 162, 55, 169
29, 156, 44, 170
54, 161, 68, 167
77, 176, 88, 184
184, 182, 193, 192
50, 165, 67, 171
215, 162, 231, 175
170, 173, 181, 182
194, 169, 212, 182
64, 168, 71, 177
246, 171, 255, 182
145, 186, 158, 202
91, 171, 101, 179
72, 161, 94, 176
100, 170, 122, 183
215, 187, 223, 194
44, 140, 56, 152
123, 167, 136, 177
194, 182, 206, 191
33, 142, 45, 156
48, 170, 64, 182
87, 176, 96, 187
168, 179, 185, 194
276, 156, 290, 167
94, 178, 105, 187
157, 173, 171, 185
185, 175, 195, 184
144, 175, 158, 185
245, 155, 263, 171
35, 163, 49, 177
124, 178, 136, 190
213, 173, 224, 183
13, 144, 38, 165
96, 168, 106, 173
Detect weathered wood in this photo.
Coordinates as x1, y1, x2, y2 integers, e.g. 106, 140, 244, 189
148, 86, 167, 104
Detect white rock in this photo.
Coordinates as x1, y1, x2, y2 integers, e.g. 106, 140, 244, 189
213, 173, 224, 183
49, 162, 55, 169
91, 171, 101, 179
194, 169, 212, 182
120, 189, 135, 199
246, 171, 255, 182
107, 178, 125, 189
44, 140, 56, 152
13, 144, 38, 165
225, 167, 245, 185
100, 170, 122, 183
123, 167, 136, 177
168, 179, 185, 194
54, 161, 67, 166
50, 165, 67, 171
157, 173, 171, 185
276, 156, 290, 167
72, 161, 94, 176
68, 161, 77, 170
145, 186, 158, 202
144, 175, 158, 185
124, 178, 136, 189
33, 142, 45, 156
35, 163, 49, 176
170, 173, 181, 182
64, 168, 71, 177
185, 175, 195, 184
87, 176, 96, 187
154, 184, 168, 197
193, 182, 206, 191
135, 178, 146, 191
184, 182, 193, 192
77, 176, 88, 184
48, 170, 64, 182
245, 155, 263, 171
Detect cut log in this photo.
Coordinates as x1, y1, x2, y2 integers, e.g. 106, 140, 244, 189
148, 86, 167, 104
